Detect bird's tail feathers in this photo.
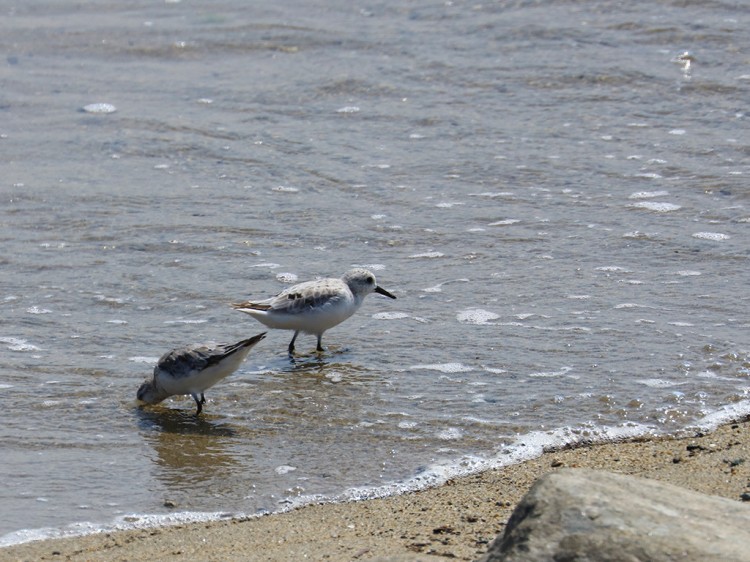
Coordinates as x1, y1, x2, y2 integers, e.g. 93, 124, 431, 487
231, 301, 272, 312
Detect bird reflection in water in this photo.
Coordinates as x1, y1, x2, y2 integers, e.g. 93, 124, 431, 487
135, 407, 246, 494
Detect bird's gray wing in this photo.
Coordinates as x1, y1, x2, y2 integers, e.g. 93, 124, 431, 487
233, 280, 344, 314
265, 281, 346, 313
157, 334, 266, 377
157, 343, 230, 376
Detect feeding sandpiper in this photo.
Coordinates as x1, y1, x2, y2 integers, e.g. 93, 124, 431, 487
137, 332, 266, 415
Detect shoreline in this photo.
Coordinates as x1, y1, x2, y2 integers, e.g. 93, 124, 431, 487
3, 417, 749, 561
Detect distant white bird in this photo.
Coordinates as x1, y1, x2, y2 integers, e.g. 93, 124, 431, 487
137, 332, 266, 415
232, 268, 396, 355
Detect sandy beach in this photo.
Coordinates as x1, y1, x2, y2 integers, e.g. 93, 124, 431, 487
3, 417, 749, 562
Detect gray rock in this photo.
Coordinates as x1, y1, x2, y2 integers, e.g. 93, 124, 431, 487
479, 468, 750, 562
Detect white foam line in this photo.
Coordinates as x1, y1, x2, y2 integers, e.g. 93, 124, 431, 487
686, 399, 750, 433
0, 511, 247, 548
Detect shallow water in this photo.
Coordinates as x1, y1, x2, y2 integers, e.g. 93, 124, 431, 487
2, 0, 750, 543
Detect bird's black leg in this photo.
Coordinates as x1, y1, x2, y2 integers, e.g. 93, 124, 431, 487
192, 393, 205, 415
316, 334, 324, 353
288, 331, 299, 356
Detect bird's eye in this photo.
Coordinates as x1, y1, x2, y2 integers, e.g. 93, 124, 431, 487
367, 276, 374, 284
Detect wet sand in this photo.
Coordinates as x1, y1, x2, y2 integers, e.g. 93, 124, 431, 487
4, 417, 749, 562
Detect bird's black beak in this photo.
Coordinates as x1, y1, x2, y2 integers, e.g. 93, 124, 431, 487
375, 286, 397, 299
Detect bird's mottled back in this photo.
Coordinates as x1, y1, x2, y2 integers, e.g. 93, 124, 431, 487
156, 344, 218, 378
